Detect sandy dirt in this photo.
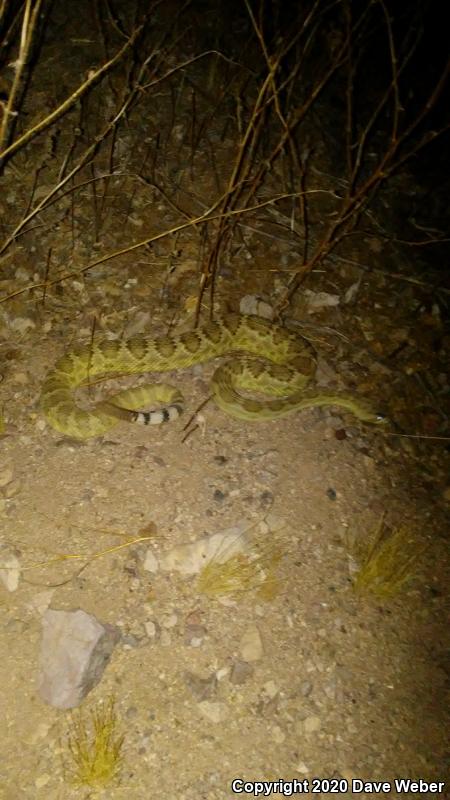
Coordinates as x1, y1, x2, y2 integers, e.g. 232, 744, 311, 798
0, 2, 448, 799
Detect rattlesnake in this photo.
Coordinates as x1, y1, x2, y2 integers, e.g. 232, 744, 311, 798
40, 313, 385, 439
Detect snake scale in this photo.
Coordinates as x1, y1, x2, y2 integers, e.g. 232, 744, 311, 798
40, 313, 384, 439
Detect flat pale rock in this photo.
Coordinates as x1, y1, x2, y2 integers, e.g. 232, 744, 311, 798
38, 608, 120, 709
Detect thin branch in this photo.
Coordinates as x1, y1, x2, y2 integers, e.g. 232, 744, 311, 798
0, 16, 146, 165
0, 191, 322, 305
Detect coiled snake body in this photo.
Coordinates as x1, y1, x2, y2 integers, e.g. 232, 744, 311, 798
40, 313, 384, 439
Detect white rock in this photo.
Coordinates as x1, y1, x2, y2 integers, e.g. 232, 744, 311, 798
216, 666, 230, 681
303, 715, 322, 734
262, 680, 279, 700
143, 549, 159, 575
27, 590, 55, 615
161, 613, 178, 629
143, 550, 159, 573
239, 296, 274, 319
144, 620, 157, 638
198, 701, 228, 723
38, 609, 120, 708
240, 626, 263, 662
272, 725, 286, 743
304, 289, 340, 311
160, 523, 250, 576
0, 543, 21, 591
10, 316, 36, 334
35, 774, 51, 788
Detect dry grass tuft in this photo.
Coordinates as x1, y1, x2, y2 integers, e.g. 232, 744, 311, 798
64, 696, 124, 789
198, 540, 282, 600
349, 517, 428, 599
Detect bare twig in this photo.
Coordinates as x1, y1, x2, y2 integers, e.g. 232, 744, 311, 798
0, 15, 146, 166
0, 0, 44, 155
0, 191, 314, 305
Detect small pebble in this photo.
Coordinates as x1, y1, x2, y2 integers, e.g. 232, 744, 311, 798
0, 466, 13, 488
303, 714, 322, 734
161, 613, 178, 629
143, 550, 159, 573
198, 701, 228, 723
35, 774, 51, 789
271, 725, 286, 744
240, 626, 263, 662
230, 660, 254, 685
144, 620, 157, 638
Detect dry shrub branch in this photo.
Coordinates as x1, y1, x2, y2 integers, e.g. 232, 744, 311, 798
0, 0, 448, 313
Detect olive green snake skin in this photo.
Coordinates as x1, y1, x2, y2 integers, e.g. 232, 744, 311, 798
40, 313, 384, 439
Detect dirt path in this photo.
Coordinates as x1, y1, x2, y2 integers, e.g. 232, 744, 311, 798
0, 2, 448, 797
